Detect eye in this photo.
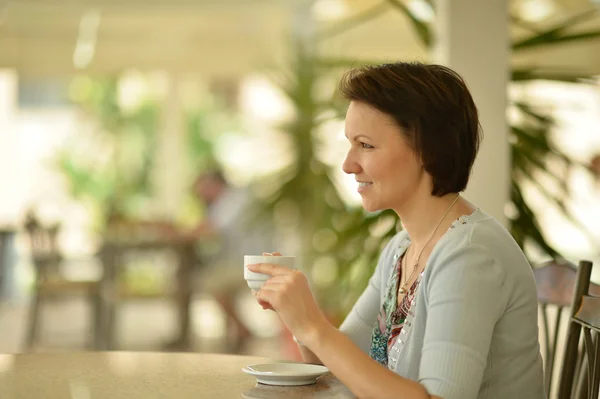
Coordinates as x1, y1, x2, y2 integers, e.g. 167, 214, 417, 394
360, 142, 374, 149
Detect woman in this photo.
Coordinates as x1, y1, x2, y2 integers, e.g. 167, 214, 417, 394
248, 62, 545, 399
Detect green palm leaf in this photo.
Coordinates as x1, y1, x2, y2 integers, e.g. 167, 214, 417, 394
386, 0, 432, 47
512, 9, 600, 50
316, 1, 390, 41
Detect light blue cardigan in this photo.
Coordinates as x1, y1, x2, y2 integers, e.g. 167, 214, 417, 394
340, 209, 545, 399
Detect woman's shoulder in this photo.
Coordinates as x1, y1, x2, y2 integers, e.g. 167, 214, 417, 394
435, 209, 522, 254
428, 209, 531, 283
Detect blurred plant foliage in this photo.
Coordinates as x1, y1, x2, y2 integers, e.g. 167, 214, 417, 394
257, 1, 600, 320
56, 74, 235, 231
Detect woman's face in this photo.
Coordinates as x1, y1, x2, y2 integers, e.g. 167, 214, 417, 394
342, 101, 427, 213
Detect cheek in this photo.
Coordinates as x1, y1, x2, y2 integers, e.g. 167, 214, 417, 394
380, 157, 420, 187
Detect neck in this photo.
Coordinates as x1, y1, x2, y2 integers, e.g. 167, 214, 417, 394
396, 191, 462, 250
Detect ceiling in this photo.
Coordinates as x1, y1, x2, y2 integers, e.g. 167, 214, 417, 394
1, 0, 600, 77
0, 1, 294, 76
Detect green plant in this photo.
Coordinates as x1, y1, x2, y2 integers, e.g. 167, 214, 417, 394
56, 77, 159, 229
256, 1, 600, 319
56, 74, 231, 230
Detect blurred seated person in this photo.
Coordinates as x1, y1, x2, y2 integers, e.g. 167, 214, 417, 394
147, 170, 273, 347
192, 170, 272, 347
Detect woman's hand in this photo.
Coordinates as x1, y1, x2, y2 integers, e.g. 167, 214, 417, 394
253, 252, 279, 311
247, 254, 329, 345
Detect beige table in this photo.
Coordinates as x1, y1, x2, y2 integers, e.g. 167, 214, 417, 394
0, 352, 356, 398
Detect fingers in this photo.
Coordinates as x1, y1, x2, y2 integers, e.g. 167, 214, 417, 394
252, 252, 285, 275
255, 286, 278, 306
256, 278, 298, 306
252, 290, 275, 310
251, 267, 305, 312
262, 274, 295, 285
247, 263, 291, 276
254, 271, 304, 292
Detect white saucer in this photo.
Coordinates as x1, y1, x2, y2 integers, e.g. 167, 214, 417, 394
241, 362, 329, 386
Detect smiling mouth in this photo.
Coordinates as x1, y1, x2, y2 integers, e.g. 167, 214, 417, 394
358, 182, 372, 188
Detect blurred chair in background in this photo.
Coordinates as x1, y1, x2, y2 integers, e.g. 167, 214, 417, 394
534, 260, 580, 396
557, 260, 600, 399
534, 260, 600, 398
23, 212, 103, 351
0, 229, 12, 301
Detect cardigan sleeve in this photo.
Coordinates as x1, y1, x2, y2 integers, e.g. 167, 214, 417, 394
418, 242, 508, 399
339, 233, 400, 354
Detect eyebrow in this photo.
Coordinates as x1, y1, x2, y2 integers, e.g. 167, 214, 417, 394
344, 133, 371, 141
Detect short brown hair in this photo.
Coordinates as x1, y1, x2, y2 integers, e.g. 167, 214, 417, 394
339, 62, 481, 196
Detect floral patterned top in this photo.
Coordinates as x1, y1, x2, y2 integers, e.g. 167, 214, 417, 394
370, 253, 422, 368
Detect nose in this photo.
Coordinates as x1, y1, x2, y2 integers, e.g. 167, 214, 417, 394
342, 148, 361, 175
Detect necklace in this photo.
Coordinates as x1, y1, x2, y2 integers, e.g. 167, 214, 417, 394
398, 193, 461, 295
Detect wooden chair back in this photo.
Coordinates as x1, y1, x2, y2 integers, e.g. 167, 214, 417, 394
23, 215, 61, 282
557, 260, 600, 399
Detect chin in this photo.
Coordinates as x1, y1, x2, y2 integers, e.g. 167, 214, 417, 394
361, 201, 383, 213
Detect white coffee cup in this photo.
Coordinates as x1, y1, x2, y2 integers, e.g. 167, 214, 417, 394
243, 255, 296, 291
